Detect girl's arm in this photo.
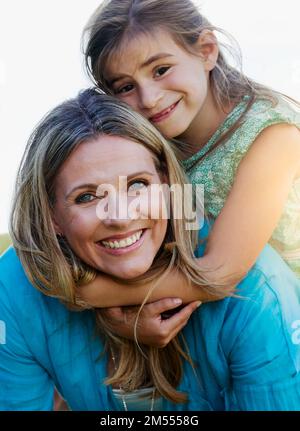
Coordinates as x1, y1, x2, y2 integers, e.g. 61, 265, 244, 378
79, 123, 300, 308
77, 269, 205, 348
77, 266, 214, 308
199, 123, 300, 286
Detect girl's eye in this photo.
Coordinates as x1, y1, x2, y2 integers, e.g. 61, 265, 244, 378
154, 66, 170, 78
128, 181, 148, 192
75, 193, 96, 204
115, 83, 134, 94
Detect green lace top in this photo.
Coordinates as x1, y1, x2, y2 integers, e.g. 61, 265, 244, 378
182, 96, 300, 277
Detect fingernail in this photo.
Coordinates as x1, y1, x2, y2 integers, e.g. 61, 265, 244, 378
196, 301, 202, 308
174, 298, 182, 305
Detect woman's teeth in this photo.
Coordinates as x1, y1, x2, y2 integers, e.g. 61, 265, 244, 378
101, 230, 143, 249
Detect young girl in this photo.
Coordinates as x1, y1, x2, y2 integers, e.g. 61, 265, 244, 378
79, 0, 300, 335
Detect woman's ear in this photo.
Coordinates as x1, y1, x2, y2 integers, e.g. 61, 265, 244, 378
161, 172, 169, 185
195, 29, 219, 72
51, 210, 64, 237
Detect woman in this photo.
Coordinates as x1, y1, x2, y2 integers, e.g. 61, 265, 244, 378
1, 89, 300, 410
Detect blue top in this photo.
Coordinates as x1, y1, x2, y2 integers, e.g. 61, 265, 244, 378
1, 245, 300, 411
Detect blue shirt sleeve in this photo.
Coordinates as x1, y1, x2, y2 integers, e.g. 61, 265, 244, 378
220, 266, 300, 410
0, 280, 54, 410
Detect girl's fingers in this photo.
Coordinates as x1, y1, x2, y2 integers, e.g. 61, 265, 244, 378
150, 301, 201, 348
161, 301, 201, 332
142, 297, 183, 316
104, 306, 125, 322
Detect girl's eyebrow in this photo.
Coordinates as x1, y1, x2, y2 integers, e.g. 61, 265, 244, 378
140, 52, 174, 68
109, 53, 174, 86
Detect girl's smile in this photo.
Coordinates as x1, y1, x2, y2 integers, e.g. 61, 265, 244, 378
149, 99, 182, 124
105, 29, 220, 147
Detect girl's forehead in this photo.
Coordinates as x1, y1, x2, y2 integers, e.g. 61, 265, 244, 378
105, 28, 183, 77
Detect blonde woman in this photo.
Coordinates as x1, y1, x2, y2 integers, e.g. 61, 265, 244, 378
1, 89, 300, 411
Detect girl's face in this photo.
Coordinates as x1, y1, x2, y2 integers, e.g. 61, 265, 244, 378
104, 29, 216, 142
52, 135, 168, 280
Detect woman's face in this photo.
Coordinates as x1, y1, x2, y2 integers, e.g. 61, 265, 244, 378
52, 135, 168, 279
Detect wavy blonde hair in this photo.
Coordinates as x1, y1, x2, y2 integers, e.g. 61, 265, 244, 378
10, 89, 229, 404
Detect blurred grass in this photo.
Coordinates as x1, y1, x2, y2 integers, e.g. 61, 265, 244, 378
0, 233, 11, 255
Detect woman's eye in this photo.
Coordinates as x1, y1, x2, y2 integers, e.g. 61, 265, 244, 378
75, 193, 96, 204
128, 181, 148, 192
115, 83, 134, 94
154, 66, 170, 77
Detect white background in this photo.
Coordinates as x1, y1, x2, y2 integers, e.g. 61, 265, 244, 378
0, 0, 299, 233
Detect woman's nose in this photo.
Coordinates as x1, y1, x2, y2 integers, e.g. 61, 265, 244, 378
96, 191, 133, 228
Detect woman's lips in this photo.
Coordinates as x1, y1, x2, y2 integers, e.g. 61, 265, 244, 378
95, 229, 147, 256
150, 100, 180, 123
100, 228, 142, 242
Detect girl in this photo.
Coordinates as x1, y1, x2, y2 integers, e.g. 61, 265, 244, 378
1, 89, 300, 410
79, 0, 300, 340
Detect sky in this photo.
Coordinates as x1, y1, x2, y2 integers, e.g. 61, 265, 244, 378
0, 0, 299, 233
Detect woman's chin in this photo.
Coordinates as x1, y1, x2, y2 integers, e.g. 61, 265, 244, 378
108, 262, 153, 281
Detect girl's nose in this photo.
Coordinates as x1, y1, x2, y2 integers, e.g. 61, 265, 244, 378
139, 85, 163, 110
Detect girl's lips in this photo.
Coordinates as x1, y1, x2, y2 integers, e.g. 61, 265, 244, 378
150, 100, 180, 123
95, 229, 147, 256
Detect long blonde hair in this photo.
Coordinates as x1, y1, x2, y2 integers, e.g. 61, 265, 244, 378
10, 89, 230, 403
83, 0, 299, 162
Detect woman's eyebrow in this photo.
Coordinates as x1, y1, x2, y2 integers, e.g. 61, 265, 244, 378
66, 183, 98, 199
109, 53, 174, 86
127, 171, 155, 180
65, 172, 154, 198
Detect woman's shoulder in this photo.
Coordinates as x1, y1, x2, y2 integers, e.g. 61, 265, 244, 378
192, 243, 300, 358
226, 244, 300, 326
0, 247, 46, 303
0, 247, 71, 328
218, 245, 300, 368
0, 247, 32, 293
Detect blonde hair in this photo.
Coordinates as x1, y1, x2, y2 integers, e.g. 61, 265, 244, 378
10, 89, 229, 404
83, 0, 299, 162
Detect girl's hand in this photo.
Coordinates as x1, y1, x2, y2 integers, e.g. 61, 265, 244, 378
101, 298, 201, 348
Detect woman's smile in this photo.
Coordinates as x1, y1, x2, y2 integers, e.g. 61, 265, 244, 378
53, 135, 168, 279
96, 228, 146, 255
